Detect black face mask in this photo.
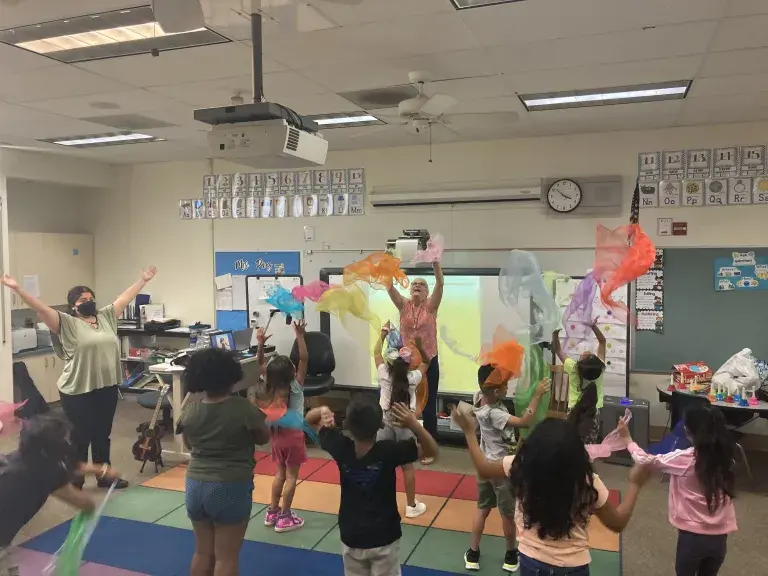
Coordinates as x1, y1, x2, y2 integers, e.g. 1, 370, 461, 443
76, 300, 97, 317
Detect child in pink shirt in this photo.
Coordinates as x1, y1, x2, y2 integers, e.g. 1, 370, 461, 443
619, 405, 737, 576
452, 410, 650, 575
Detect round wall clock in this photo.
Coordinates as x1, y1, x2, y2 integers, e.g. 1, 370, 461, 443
547, 179, 583, 213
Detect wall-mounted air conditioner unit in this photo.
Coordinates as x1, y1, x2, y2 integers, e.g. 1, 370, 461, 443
370, 181, 542, 208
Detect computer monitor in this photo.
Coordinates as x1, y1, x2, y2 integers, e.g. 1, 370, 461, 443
233, 328, 254, 351
211, 330, 235, 351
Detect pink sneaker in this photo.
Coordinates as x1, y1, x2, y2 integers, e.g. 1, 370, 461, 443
264, 508, 279, 527
274, 511, 304, 533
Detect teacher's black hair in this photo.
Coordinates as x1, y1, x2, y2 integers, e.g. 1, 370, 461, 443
184, 348, 243, 396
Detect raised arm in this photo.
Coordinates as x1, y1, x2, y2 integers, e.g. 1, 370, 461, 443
374, 323, 388, 368
507, 378, 550, 428
551, 329, 567, 363
113, 266, 156, 318
592, 323, 606, 361
306, 406, 335, 430
618, 422, 693, 476
427, 261, 444, 313
293, 320, 308, 386
391, 403, 438, 461
256, 328, 271, 376
387, 283, 405, 310
1, 275, 60, 333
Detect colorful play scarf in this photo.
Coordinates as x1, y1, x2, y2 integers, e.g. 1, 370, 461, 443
343, 252, 409, 290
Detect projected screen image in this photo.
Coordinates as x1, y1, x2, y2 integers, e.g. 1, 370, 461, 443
312, 273, 530, 397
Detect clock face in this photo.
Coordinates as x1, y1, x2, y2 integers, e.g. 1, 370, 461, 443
547, 179, 582, 213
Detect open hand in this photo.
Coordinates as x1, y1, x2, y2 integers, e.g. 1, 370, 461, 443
256, 328, 271, 344
319, 406, 335, 428
628, 463, 652, 487
0, 274, 19, 291
293, 319, 307, 337
141, 265, 157, 283
617, 419, 631, 441
535, 377, 551, 397
390, 402, 417, 429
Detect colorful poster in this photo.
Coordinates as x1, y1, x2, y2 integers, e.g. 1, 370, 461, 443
714, 251, 768, 291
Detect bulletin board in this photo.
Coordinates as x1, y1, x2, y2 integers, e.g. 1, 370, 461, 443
213, 251, 301, 332
633, 248, 768, 372
246, 275, 303, 357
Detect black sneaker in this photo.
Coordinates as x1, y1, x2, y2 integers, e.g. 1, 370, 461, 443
97, 478, 129, 490
464, 548, 480, 571
503, 549, 519, 572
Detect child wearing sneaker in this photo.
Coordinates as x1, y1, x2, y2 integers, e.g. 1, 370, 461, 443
259, 320, 309, 533
373, 324, 430, 519
314, 396, 438, 576
465, 365, 550, 573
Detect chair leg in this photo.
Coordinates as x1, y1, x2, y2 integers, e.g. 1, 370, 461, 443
735, 443, 752, 480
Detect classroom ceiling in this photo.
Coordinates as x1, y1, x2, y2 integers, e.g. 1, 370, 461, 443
0, 0, 767, 164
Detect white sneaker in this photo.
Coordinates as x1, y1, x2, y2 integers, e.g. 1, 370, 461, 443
405, 500, 427, 518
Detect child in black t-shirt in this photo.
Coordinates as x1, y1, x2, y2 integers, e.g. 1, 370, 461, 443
308, 396, 438, 576
0, 413, 122, 574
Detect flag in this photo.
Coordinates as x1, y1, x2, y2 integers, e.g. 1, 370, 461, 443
629, 178, 640, 225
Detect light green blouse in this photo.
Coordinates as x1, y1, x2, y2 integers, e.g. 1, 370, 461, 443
56, 304, 121, 396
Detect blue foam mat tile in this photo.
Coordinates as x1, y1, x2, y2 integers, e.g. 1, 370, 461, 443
22, 518, 193, 576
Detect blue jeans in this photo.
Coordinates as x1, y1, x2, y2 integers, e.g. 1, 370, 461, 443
520, 554, 589, 576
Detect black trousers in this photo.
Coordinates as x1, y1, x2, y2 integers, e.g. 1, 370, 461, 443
59, 385, 119, 465
675, 530, 727, 576
422, 355, 440, 439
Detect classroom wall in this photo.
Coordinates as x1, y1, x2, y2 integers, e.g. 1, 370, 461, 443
7, 180, 100, 234
91, 120, 768, 440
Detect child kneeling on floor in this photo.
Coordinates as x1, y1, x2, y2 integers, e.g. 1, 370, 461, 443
0, 413, 122, 576
308, 396, 438, 576
179, 348, 270, 576
465, 366, 550, 573
453, 408, 650, 576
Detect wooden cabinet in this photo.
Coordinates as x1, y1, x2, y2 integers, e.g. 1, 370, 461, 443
9, 233, 94, 308
21, 353, 63, 404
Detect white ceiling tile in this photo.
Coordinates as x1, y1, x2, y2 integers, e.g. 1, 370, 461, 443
711, 14, 768, 51
0, 102, 116, 139
460, 0, 727, 48
530, 100, 684, 129
76, 43, 261, 87
276, 92, 361, 116
0, 64, 133, 103
428, 75, 515, 101
725, 0, 768, 17
0, 43, 59, 75
679, 93, 768, 125
0, 0, 135, 28
149, 76, 255, 107
699, 47, 768, 77
22, 90, 185, 118
506, 57, 702, 94
83, 140, 210, 164
264, 12, 480, 69
310, 0, 452, 26
263, 71, 330, 99
689, 73, 768, 97
446, 96, 526, 115
487, 21, 717, 74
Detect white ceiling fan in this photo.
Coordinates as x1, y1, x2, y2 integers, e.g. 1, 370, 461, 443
353, 71, 518, 139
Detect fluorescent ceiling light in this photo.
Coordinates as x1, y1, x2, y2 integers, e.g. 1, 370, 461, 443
41, 133, 165, 148
451, 0, 525, 10
520, 81, 691, 111
0, 6, 229, 63
308, 113, 383, 129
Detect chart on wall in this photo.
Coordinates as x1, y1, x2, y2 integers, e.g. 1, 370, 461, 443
637, 145, 768, 209
179, 168, 366, 220
636, 248, 665, 332
714, 250, 768, 292
213, 251, 301, 333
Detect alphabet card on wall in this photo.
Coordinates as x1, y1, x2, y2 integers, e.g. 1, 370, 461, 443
638, 145, 768, 211
185, 168, 366, 219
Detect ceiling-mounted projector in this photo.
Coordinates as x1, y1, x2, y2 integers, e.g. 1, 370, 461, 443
195, 103, 328, 169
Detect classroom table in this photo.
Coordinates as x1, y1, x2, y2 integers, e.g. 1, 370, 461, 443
655, 378, 768, 425
150, 353, 265, 458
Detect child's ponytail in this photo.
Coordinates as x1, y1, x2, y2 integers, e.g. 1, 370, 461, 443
685, 405, 736, 513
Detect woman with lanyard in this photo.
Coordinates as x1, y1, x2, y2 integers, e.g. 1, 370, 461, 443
387, 261, 443, 463
1, 266, 157, 489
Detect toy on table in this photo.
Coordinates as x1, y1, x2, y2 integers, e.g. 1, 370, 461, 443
672, 362, 712, 393
725, 395, 734, 404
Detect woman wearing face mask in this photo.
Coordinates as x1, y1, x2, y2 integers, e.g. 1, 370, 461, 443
387, 261, 443, 456
1, 266, 157, 489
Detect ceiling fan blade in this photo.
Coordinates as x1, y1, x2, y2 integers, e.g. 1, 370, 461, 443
347, 124, 397, 140
441, 111, 519, 124
420, 94, 457, 117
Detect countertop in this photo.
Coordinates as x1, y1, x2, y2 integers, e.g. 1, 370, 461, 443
12, 346, 54, 359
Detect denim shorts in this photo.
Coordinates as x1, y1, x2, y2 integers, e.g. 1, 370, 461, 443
519, 554, 589, 576
186, 478, 254, 525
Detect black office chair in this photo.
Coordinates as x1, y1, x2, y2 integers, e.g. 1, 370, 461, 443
670, 391, 752, 479
290, 331, 335, 399
137, 388, 173, 432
